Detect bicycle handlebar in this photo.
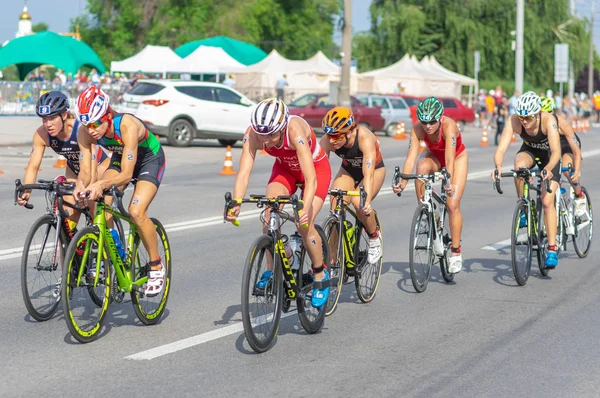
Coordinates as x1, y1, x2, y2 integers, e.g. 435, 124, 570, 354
223, 191, 306, 228
14, 178, 80, 213
493, 167, 552, 195
392, 166, 451, 197
327, 186, 368, 214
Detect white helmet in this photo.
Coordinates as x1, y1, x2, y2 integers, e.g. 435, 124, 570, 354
516, 91, 541, 117
250, 98, 289, 135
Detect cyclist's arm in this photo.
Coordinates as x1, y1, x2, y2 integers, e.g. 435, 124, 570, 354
90, 144, 99, 183
75, 125, 94, 190
443, 120, 458, 179
401, 125, 421, 178
23, 129, 47, 185
288, 119, 317, 213
358, 127, 377, 204
493, 115, 516, 170
232, 127, 258, 199
558, 115, 582, 174
95, 117, 140, 190
544, 115, 561, 173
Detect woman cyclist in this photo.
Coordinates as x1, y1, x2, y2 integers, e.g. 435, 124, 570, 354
540, 96, 587, 216
492, 91, 562, 268
319, 107, 385, 266
225, 98, 332, 308
17, 91, 111, 229
73, 85, 167, 296
392, 97, 469, 274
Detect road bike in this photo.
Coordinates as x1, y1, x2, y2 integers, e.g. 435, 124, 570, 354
393, 167, 455, 292
224, 192, 330, 353
61, 185, 171, 343
321, 186, 383, 316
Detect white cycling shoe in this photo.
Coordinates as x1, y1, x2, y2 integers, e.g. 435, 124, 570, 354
448, 254, 462, 274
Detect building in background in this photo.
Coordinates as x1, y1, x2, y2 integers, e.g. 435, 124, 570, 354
16, 5, 32, 38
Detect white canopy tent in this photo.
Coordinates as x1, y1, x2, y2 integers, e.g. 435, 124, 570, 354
110, 45, 181, 77
167, 45, 245, 75
361, 54, 462, 97
420, 56, 476, 86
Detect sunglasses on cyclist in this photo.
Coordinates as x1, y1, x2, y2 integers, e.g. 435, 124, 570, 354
517, 115, 536, 122
421, 119, 439, 126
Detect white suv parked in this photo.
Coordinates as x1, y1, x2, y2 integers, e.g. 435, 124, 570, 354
119, 79, 255, 147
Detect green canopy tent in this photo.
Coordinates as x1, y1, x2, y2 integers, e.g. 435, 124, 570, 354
175, 36, 266, 66
0, 31, 105, 80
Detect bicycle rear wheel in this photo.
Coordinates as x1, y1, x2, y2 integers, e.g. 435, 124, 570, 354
131, 218, 172, 325
322, 216, 344, 316
511, 200, 532, 286
573, 186, 593, 258
355, 211, 383, 303
241, 234, 283, 353
439, 209, 455, 283
409, 204, 433, 293
297, 225, 327, 333
21, 214, 66, 322
61, 226, 111, 343
534, 200, 548, 277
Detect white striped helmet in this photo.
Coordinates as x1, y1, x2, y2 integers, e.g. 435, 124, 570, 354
76, 85, 111, 125
516, 91, 541, 117
250, 98, 289, 135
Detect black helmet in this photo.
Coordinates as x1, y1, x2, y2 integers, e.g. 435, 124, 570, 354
36, 91, 69, 117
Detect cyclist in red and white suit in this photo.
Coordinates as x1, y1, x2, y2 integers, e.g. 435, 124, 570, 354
226, 98, 332, 308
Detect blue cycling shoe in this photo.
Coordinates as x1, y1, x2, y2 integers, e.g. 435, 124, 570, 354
519, 212, 527, 228
256, 270, 273, 289
545, 248, 558, 268
311, 269, 330, 308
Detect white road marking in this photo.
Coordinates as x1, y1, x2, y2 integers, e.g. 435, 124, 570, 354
125, 310, 297, 361
481, 239, 512, 251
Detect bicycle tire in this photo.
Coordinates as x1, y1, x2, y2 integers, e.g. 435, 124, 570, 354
61, 226, 111, 343
21, 214, 66, 322
296, 225, 327, 333
534, 200, 548, 277
511, 200, 532, 286
409, 204, 433, 293
322, 216, 344, 316
355, 211, 383, 303
131, 218, 172, 325
241, 234, 283, 353
573, 186, 593, 258
439, 209, 455, 283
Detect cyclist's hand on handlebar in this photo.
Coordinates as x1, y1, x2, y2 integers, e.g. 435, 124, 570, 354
298, 204, 310, 227
84, 182, 104, 201
542, 169, 553, 181
392, 180, 407, 194
491, 167, 502, 182
17, 191, 31, 207
571, 169, 581, 184
446, 183, 456, 198
225, 204, 240, 223
361, 201, 373, 217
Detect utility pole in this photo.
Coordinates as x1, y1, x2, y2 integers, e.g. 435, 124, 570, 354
589, 0, 595, 98
339, 0, 352, 107
515, 0, 524, 93
569, 0, 576, 99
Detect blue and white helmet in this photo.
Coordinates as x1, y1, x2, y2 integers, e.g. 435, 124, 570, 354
516, 91, 541, 117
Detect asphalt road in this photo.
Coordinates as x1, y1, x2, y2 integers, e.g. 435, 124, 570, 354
0, 126, 599, 397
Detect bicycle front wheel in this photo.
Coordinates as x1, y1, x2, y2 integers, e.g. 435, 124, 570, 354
573, 186, 593, 258
409, 204, 433, 293
322, 216, 344, 316
439, 209, 455, 283
534, 200, 548, 277
21, 214, 66, 322
61, 226, 111, 343
511, 200, 532, 286
241, 234, 283, 353
297, 225, 327, 334
355, 211, 383, 303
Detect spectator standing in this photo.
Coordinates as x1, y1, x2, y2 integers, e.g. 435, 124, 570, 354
276, 74, 288, 100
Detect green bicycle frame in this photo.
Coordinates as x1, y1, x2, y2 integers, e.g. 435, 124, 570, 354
274, 237, 298, 299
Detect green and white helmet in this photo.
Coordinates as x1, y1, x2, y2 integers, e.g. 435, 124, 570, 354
417, 97, 444, 123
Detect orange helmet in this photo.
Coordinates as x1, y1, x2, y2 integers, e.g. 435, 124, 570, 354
322, 107, 356, 135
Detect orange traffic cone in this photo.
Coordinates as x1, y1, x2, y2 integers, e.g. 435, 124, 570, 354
418, 140, 426, 152
584, 119, 590, 131
394, 121, 407, 140
480, 127, 489, 147
53, 155, 67, 168
219, 146, 237, 175
511, 133, 517, 143
260, 147, 267, 155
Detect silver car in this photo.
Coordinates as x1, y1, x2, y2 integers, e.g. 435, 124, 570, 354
355, 94, 413, 136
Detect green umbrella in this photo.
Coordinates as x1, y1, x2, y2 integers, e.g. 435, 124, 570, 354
0, 31, 105, 80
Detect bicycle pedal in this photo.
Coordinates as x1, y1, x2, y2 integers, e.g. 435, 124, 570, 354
282, 299, 291, 313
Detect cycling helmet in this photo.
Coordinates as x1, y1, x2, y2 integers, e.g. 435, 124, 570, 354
250, 98, 289, 135
322, 107, 356, 135
36, 91, 69, 117
416, 97, 444, 122
540, 96, 556, 113
516, 91, 541, 117
76, 85, 110, 125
